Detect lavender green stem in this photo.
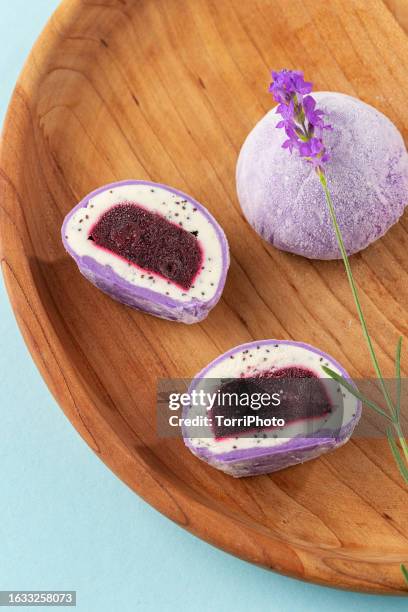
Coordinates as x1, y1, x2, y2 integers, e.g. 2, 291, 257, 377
394, 421, 408, 467
319, 170, 408, 587
318, 170, 408, 492
318, 170, 396, 417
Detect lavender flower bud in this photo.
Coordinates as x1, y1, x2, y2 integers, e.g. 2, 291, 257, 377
269, 69, 331, 171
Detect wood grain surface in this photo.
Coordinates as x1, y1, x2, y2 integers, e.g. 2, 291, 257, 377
385, 0, 408, 33
1, 0, 408, 594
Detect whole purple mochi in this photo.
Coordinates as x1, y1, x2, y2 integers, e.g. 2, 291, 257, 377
236, 92, 408, 259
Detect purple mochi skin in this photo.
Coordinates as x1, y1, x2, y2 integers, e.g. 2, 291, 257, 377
183, 340, 362, 477
61, 180, 230, 324
236, 92, 408, 260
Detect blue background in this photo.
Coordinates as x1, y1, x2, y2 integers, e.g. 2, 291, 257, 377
0, 2, 406, 610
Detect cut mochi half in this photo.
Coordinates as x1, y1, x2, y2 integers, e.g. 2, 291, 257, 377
62, 180, 230, 323
182, 340, 361, 477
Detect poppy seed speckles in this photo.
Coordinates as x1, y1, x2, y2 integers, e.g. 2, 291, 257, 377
182, 340, 361, 477
62, 180, 230, 323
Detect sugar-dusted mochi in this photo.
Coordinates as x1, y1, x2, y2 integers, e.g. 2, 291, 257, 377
236, 92, 408, 259
183, 340, 361, 477
62, 180, 229, 323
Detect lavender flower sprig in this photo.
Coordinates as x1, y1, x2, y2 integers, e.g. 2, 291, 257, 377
269, 70, 332, 169
270, 69, 408, 585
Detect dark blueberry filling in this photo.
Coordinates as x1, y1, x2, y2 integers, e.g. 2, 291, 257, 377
211, 366, 332, 439
90, 203, 203, 289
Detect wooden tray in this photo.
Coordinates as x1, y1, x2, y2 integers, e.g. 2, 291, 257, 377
1, 0, 408, 594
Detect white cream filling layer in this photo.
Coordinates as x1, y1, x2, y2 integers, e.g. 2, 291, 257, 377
64, 183, 224, 302
186, 342, 359, 455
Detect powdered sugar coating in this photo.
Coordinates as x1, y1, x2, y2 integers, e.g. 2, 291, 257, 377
236, 92, 408, 259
